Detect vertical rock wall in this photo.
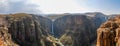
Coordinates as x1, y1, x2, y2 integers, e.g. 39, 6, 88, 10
0, 13, 53, 46
53, 15, 97, 46
96, 15, 120, 46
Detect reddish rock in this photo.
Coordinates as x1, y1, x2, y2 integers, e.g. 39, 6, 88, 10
0, 15, 18, 46
96, 15, 120, 46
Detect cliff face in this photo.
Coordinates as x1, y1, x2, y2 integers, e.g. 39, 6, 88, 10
96, 15, 120, 46
52, 12, 108, 46
31, 14, 52, 35
53, 15, 97, 46
0, 15, 18, 46
85, 12, 107, 28
0, 13, 109, 46
0, 13, 54, 46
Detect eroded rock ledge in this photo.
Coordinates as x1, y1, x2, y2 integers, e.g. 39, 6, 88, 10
96, 15, 120, 46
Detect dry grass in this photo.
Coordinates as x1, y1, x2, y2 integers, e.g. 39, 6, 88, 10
7, 13, 32, 22
60, 34, 73, 46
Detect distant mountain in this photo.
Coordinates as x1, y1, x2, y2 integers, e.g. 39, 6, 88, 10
85, 12, 107, 28
45, 12, 107, 23
44, 13, 70, 21
107, 14, 120, 19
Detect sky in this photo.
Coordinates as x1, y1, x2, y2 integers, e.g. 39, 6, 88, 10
0, 0, 120, 15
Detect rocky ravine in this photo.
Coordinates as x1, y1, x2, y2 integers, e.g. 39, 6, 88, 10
96, 15, 120, 46
0, 13, 108, 46
53, 13, 107, 46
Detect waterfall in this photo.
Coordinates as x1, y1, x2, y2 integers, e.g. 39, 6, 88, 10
52, 19, 55, 35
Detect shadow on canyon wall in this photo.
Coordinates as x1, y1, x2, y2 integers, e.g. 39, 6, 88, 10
0, 13, 119, 46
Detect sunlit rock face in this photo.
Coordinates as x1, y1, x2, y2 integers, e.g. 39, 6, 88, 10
0, 13, 53, 46
53, 14, 97, 46
96, 15, 120, 46
0, 15, 18, 46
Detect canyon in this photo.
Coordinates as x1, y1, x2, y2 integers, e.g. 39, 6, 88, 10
0, 12, 118, 46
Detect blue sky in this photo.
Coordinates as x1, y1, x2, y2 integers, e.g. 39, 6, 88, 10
0, 0, 120, 14
74, 0, 120, 14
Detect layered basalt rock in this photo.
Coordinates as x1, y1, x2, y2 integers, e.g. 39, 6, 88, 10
53, 14, 97, 46
0, 15, 18, 46
0, 13, 54, 46
0, 13, 108, 46
96, 15, 120, 46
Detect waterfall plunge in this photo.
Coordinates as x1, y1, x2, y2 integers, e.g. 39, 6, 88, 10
52, 19, 55, 35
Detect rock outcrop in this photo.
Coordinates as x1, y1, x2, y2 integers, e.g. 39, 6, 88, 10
96, 15, 120, 46
0, 15, 18, 46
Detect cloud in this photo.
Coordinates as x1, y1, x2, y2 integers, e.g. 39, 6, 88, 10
27, 0, 89, 14
0, 0, 10, 13
0, 0, 41, 14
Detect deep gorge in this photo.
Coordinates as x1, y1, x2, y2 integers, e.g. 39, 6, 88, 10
0, 12, 116, 46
